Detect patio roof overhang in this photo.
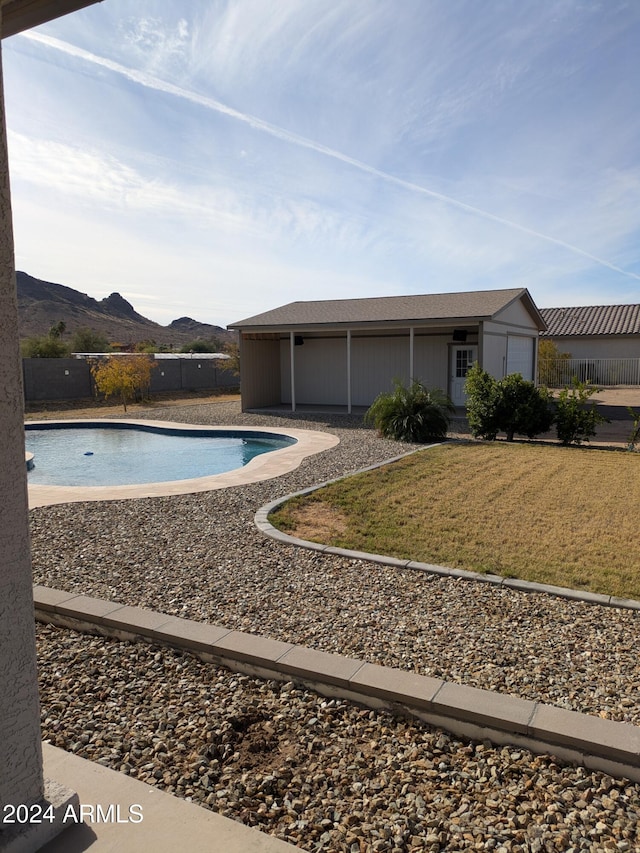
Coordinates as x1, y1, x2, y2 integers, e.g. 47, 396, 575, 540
234, 317, 486, 335
0, 0, 102, 38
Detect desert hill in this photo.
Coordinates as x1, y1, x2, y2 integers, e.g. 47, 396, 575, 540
17, 271, 234, 348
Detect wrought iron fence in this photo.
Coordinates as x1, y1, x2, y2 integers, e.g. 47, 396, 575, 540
539, 358, 640, 387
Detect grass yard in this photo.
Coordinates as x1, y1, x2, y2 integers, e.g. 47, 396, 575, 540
270, 442, 640, 600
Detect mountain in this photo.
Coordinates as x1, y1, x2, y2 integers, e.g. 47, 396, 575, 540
16, 271, 235, 348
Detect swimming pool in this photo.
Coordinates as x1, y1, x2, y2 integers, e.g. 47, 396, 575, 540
25, 422, 296, 487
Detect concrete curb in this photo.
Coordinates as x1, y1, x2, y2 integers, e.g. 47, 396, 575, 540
34, 585, 640, 783
253, 449, 640, 612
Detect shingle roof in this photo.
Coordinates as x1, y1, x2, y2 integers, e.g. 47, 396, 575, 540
541, 305, 640, 337
230, 287, 542, 329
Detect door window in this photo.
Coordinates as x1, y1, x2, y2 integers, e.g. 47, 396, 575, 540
455, 348, 474, 378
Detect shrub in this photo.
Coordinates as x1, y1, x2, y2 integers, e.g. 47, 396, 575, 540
464, 364, 554, 441
627, 407, 640, 451
464, 364, 502, 440
71, 327, 112, 353
21, 335, 71, 358
554, 378, 609, 445
365, 379, 455, 443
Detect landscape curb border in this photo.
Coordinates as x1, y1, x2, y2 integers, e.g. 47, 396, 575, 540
254, 445, 640, 613
34, 585, 640, 783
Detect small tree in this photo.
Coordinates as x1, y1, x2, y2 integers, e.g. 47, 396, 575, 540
365, 379, 455, 443
221, 341, 240, 377
464, 364, 554, 441
91, 354, 157, 412
538, 339, 571, 386
21, 334, 71, 358
48, 320, 66, 339
71, 327, 112, 353
554, 378, 609, 445
497, 373, 555, 442
627, 407, 640, 451
179, 338, 223, 354
464, 364, 502, 440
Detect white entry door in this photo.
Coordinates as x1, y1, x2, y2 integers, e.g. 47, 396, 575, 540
450, 345, 478, 406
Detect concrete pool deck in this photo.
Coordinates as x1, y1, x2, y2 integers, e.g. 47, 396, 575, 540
26, 419, 339, 508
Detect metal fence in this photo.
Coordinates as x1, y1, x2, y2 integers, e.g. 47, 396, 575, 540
539, 358, 640, 388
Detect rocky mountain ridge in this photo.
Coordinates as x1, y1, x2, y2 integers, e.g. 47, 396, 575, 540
17, 271, 234, 348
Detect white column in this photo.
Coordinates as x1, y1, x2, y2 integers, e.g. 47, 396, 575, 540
0, 36, 44, 812
346, 330, 352, 413
409, 326, 414, 382
290, 331, 296, 412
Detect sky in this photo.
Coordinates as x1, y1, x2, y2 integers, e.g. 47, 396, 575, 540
3, 1, 640, 328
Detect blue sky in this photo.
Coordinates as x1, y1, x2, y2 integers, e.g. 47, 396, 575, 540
4, 1, 640, 327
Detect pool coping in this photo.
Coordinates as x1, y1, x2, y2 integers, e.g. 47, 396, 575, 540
26, 419, 339, 507
33, 584, 640, 783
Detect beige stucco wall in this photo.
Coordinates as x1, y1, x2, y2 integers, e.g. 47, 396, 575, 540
279, 330, 462, 407
281, 335, 348, 405
0, 39, 45, 810
239, 336, 280, 410
545, 335, 640, 360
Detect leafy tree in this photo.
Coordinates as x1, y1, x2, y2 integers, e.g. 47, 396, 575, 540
21, 335, 71, 358
48, 320, 66, 339
554, 378, 609, 445
464, 364, 554, 441
538, 339, 571, 386
71, 327, 112, 353
365, 379, 455, 443
135, 340, 157, 353
179, 339, 223, 354
464, 364, 503, 440
91, 354, 157, 412
220, 341, 240, 377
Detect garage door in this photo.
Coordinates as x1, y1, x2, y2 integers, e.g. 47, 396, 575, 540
506, 336, 534, 380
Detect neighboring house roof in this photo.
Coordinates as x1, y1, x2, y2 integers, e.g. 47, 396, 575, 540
541, 305, 640, 337
230, 287, 544, 331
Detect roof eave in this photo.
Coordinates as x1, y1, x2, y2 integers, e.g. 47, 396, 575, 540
229, 316, 491, 333
495, 287, 547, 332
1, 0, 102, 38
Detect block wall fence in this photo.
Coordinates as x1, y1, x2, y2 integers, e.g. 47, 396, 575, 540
22, 357, 238, 402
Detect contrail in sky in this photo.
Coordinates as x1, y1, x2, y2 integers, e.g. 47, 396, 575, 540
22, 31, 640, 283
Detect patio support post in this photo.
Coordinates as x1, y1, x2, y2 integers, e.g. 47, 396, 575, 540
0, 32, 78, 851
290, 331, 296, 412
409, 326, 414, 382
0, 34, 45, 814
346, 330, 352, 414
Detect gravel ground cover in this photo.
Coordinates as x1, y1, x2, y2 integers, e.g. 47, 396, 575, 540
30, 401, 640, 849
37, 623, 640, 852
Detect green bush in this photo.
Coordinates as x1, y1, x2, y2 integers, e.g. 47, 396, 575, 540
627, 407, 640, 451
464, 364, 554, 441
554, 378, 609, 445
365, 379, 455, 443
464, 364, 502, 440
21, 335, 71, 358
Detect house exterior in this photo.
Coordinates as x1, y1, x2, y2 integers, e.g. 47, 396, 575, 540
541, 304, 640, 359
540, 305, 640, 386
229, 287, 546, 411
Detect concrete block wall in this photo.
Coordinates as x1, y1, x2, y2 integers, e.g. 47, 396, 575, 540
22, 357, 238, 402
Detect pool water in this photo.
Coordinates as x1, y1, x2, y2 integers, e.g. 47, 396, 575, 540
25, 424, 296, 487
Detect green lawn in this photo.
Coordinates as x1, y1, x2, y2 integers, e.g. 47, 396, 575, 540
270, 442, 640, 600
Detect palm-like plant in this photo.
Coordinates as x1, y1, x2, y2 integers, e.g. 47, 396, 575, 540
365, 379, 455, 443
